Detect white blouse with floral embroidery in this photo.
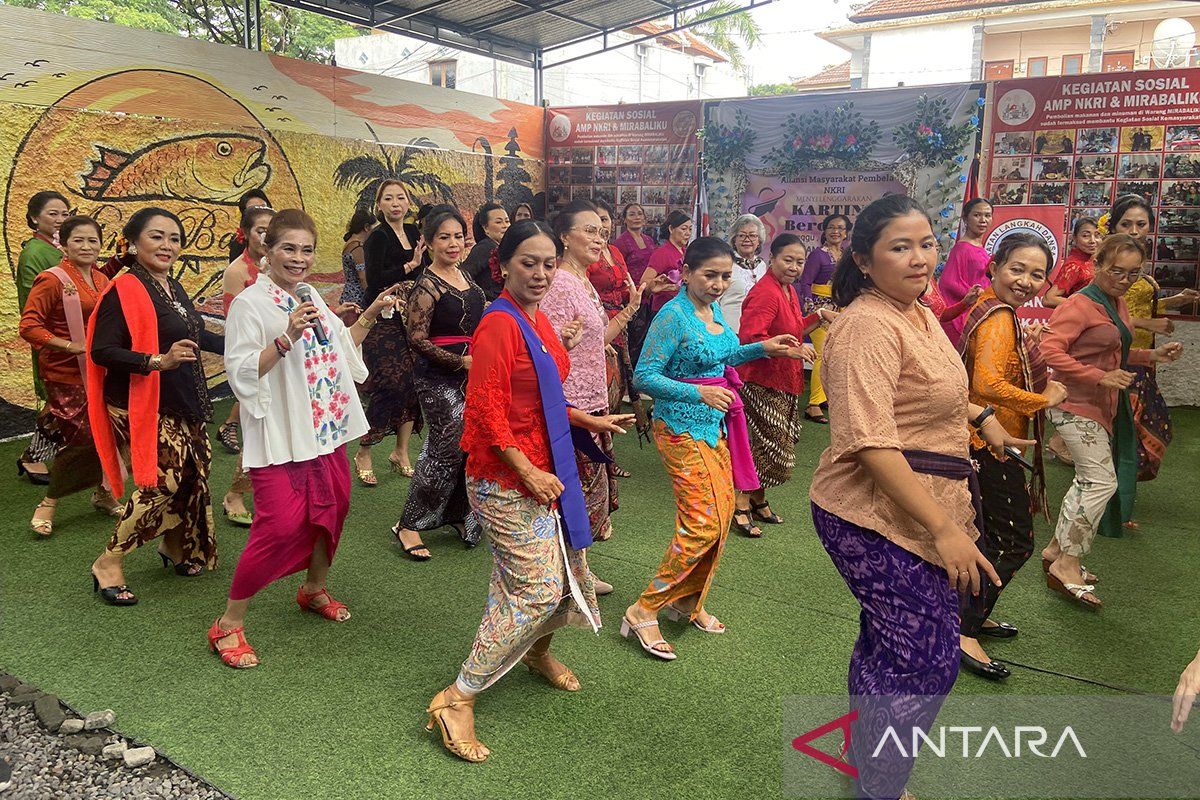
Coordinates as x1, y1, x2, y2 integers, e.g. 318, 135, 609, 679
226, 274, 369, 468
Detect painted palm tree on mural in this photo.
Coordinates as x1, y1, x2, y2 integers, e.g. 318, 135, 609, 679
333, 123, 456, 211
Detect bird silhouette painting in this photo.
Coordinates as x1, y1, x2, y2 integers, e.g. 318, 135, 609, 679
266, 106, 282, 112
0, 73, 14, 81
271, 95, 288, 100
276, 117, 292, 123
15, 81, 37, 88
252, 85, 268, 91
53, 73, 67, 78
24, 59, 48, 67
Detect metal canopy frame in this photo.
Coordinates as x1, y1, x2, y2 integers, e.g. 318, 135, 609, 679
259, 0, 775, 103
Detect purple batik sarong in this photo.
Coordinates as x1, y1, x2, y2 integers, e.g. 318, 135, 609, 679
811, 502, 959, 800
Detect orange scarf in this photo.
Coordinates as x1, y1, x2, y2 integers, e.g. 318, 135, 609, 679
86, 273, 160, 497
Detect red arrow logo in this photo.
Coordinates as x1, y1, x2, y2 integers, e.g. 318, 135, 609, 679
791, 709, 858, 778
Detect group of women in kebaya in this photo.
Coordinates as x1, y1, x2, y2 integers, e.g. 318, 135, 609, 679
13, 180, 1194, 796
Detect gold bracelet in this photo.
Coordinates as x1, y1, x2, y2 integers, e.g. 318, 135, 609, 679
149, 354, 163, 371
357, 315, 376, 330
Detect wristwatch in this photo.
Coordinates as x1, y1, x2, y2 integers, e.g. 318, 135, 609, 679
970, 406, 996, 429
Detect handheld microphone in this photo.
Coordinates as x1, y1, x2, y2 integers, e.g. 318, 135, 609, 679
296, 286, 329, 346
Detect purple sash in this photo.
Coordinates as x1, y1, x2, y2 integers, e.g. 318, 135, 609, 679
901, 449, 984, 536
680, 367, 761, 492
484, 297, 609, 550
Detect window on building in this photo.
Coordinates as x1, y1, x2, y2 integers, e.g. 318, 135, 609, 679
1101, 50, 1134, 72
430, 60, 457, 89
1026, 57, 1047, 77
1062, 54, 1084, 75
984, 60, 1014, 80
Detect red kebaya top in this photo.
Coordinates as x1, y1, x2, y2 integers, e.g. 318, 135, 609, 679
736, 271, 820, 394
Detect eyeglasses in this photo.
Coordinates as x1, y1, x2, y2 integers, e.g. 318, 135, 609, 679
736, 232, 760, 240
1102, 267, 1144, 282
572, 225, 603, 238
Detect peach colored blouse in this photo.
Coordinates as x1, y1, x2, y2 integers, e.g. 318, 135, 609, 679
809, 290, 977, 567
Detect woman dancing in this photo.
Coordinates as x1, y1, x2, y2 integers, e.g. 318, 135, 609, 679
799, 212, 850, 424
937, 197, 994, 344
624, 237, 799, 659
425, 220, 631, 763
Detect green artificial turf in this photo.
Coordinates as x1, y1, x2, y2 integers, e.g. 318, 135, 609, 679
1, 402, 1197, 799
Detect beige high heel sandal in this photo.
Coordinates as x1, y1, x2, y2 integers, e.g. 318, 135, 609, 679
30, 500, 56, 537
425, 688, 489, 763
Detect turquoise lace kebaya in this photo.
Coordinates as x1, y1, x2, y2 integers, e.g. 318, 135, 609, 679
634, 292, 767, 446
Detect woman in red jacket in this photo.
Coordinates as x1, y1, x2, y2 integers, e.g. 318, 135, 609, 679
734, 233, 828, 537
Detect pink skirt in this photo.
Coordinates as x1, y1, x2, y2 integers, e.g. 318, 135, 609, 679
228, 446, 351, 601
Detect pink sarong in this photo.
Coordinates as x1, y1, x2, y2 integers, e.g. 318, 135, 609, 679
680, 367, 761, 492
228, 446, 351, 601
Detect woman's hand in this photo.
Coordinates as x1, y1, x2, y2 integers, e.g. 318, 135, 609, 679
623, 275, 643, 312
963, 284, 984, 306
931, 519, 1002, 596
1140, 317, 1174, 335
460, 354, 473, 372
697, 385, 734, 412
978, 414, 1036, 460
1153, 342, 1184, 364
285, 302, 321, 341
1165, 289, 1200, 309
65, 341, 86, 355
518, 465, 564, 507
1098, 368, 1135, 389
160, 339, 199, 370
560, 317, 584, 350
366, 283, 403, 319
580, 413, 636, 435
1042, 380, 1069, 408
334, 301, 363, 318
1023, 321, 1051, 342
407, 239, 426, 272
817, 308, 839, 325
763, 334, 802, 357
647, 274, 677, 293
795, 343, 817, 362
1172, 650, 1200, 732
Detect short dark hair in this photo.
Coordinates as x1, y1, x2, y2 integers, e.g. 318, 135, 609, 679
510, 202, 535, 220
769, 232, 806, 258
26, 191, 68, 230
552, 199, 599, 255
59, 215, 101, 243
962, 197, 993, 217
989, 231, 1052, 274
831, 195, 932, 307
663, 210, 691, 236
422, 206, 468, 243
621, 203, 645, 221
592, 198, 615, 221
240, 205, 276, 234
472, 202, 506, 242
238, 189, 271, 215
264, 208, 318, 248
1072, 216, 1098, 237
123, 207, 187, 248
683, 236, 735, 271
818, 213, 852, 245
343, 207, 375, 241
1110, 193, 1155, 232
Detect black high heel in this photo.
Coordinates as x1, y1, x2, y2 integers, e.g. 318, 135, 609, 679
158, 551, 203, 577
91, 570, 138, 606
16, 459, 49, 486
750, 500, 783, 524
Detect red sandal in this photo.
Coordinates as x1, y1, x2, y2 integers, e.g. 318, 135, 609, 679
207, 618, 258, 669
295, 585, 350, 622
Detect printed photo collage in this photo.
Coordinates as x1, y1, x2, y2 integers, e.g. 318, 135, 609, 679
990, 123, 1200, 310
547, 143, 698, 231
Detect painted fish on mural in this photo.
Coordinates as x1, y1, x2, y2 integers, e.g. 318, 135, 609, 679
79, 133, 270, 204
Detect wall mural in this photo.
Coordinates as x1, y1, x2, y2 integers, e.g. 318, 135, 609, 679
0, 4, 544, 412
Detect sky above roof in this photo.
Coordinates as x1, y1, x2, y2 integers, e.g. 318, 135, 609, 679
745, 0, 851, 85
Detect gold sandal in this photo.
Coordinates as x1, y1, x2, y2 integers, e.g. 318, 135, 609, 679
30, 500, 55, 537
425, 688, 489, 763
356, 468, 378, 487
388, 456, 414, 477
90, 490, 123, 517
521, 651, 580, 691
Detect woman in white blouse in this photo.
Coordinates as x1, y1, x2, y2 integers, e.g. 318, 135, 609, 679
207, 209, 399, 669
719, 214, 768, 335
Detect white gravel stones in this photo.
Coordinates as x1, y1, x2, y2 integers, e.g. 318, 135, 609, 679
121, 747, 155, 768
83, 710, 115, 731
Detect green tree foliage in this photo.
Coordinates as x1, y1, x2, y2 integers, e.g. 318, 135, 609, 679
2, 0, 357, 62
749, 83, 797, 96
677, 1, 762, 71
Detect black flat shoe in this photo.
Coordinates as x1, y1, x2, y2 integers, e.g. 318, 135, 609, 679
978, 621, 1019, 639
17, 459, 50, 486
959, 650, 1010, 681
750, 500, 783, 524
732, 508, 762, 538
91, 571, 138, 606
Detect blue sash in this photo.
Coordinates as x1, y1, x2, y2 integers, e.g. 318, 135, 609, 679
484, 297, 609, 550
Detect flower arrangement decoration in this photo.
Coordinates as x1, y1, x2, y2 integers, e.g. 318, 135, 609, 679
892, 94, 976, 166
699, 110, 758, 176
766, 102, 882, 178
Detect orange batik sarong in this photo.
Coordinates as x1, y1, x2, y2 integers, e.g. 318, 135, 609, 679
636, 420, 735, 616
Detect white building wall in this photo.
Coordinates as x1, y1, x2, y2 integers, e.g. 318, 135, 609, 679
335, 31, 747, 105
865, 21, 976, 87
